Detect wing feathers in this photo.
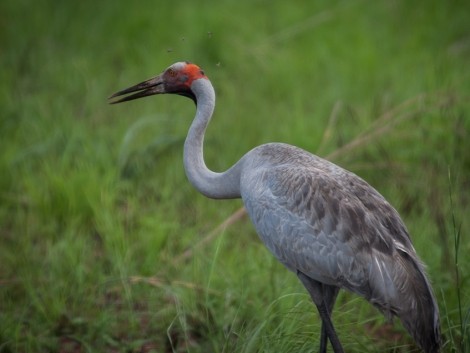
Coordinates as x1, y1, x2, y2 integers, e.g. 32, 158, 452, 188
240, 143, 440, 352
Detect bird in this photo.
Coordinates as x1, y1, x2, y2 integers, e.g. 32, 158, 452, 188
109, 61, 441, 353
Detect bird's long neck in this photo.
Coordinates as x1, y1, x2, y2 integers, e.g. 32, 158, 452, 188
183, 78, 242, 199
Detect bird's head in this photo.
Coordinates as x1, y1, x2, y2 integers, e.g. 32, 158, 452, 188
109, 61, 207, 104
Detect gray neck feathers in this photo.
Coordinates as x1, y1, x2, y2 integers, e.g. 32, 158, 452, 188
183, 78, 241, 199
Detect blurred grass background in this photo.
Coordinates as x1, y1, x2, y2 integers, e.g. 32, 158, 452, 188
1, 0, 470, 352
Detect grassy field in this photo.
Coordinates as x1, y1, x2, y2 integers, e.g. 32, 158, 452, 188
1, 0, 470, 352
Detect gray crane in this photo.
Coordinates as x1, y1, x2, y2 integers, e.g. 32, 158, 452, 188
109, 62, 441, 353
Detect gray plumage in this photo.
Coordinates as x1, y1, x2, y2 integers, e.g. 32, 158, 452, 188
240, 143, 440, 352
110, 62, 441, 353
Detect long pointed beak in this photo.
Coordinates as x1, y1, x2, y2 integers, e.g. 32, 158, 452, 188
108, 74, 165, 104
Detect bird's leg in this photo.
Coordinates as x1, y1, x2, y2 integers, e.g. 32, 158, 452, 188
316, 298, 343, 353
319, 285, 340, 353
319, 322, 328, 353
297, 271, 343, 353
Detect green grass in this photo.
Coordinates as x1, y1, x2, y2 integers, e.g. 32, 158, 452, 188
1, 0, 470, 352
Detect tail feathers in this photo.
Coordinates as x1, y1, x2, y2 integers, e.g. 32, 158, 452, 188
396, 251, 441, 353
400, 297, 440, 353
368, 250, 441, 352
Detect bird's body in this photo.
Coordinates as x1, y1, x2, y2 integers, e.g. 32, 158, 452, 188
240, 143, 440, 348
110, 62, 441, 353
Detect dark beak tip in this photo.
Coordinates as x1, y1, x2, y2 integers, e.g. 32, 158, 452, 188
107, 93, 123, 104
108, 75, 164, 104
